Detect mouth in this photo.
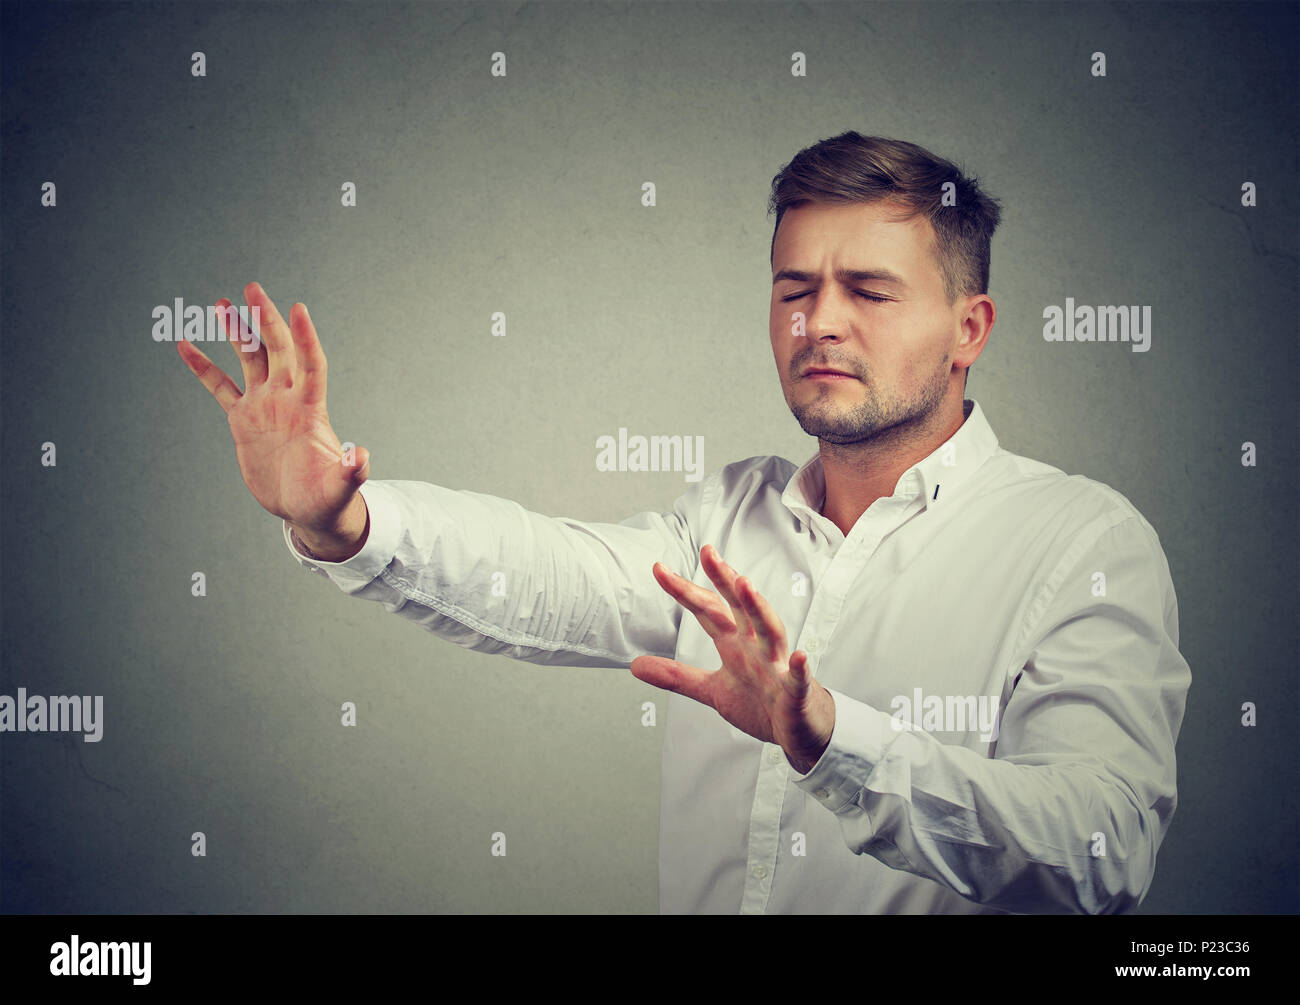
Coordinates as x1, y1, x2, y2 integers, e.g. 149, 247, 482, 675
802, 368, 858, 380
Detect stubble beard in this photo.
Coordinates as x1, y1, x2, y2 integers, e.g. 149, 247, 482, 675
788, 361, 950, 447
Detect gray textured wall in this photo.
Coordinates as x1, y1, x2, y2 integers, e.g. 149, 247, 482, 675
1, 0, 1295, 914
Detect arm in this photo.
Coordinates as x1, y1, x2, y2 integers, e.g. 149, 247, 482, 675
284, 476, 709, 669
177, 281, 706, 669
790, 512, 1191, 914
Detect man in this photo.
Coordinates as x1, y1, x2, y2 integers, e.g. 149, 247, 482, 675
177, 132, 1190, 914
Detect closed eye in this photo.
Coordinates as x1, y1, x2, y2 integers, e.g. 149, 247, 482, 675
780, 291, 891, 303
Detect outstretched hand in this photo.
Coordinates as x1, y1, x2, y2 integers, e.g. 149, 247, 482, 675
175, 282, 370, 554
630, 545, 835, 774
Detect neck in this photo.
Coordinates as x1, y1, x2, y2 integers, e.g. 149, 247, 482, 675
818, 396, 970, 536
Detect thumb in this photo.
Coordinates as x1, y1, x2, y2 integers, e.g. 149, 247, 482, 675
345, 445, 370, 485
786, 650, 813, 699
630, 655, 712, 706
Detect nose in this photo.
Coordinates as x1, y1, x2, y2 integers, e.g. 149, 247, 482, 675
804, 293, 852, 342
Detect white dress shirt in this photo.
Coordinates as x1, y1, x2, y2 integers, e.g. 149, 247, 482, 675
282, 398, 1190, 914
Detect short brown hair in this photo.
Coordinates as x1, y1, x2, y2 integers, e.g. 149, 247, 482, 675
768, 133, 1002, 385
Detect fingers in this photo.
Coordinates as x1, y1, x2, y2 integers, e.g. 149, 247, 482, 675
700, 545, 758, 642
289, 301, 328, 406
243, 281, 296, 387
650, 562, 735, 640
629, 654, 713, 707
213, 285, 327, 404
214, 297, 267, 387
734, 574, 789, 662
652, 549, 790, 664
176, 337, 242, 413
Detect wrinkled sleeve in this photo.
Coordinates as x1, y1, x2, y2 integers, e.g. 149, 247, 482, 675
281, 475, 713, 669
792, 511, 1191, 914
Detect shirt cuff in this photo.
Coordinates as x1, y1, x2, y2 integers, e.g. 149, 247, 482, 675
791, 686, 897, 813
281, 481, 403, 591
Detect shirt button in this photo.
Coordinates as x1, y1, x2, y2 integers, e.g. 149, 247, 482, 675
768, 749, 781, 764
752, 864, 767, 879
814, 788, 830, 799
806, 639, 820, 652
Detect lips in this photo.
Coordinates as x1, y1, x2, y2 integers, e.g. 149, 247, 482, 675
802, 367, 857, 378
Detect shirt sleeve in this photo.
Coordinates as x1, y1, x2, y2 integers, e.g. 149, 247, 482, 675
791, 511, 1192, 915
281, 476, 712, 669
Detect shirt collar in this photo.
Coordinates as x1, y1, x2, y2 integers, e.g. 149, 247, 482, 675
781, 398, 1000, 525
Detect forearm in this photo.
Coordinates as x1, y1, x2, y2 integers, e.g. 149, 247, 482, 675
796, 690, 1172, 914
285, 478, 700, 669
854, 756, 1156, 914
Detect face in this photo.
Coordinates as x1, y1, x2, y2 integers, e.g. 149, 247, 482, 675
769, 199, 986, 446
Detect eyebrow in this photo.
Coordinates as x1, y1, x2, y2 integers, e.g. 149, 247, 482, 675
772, 267, 910, 289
